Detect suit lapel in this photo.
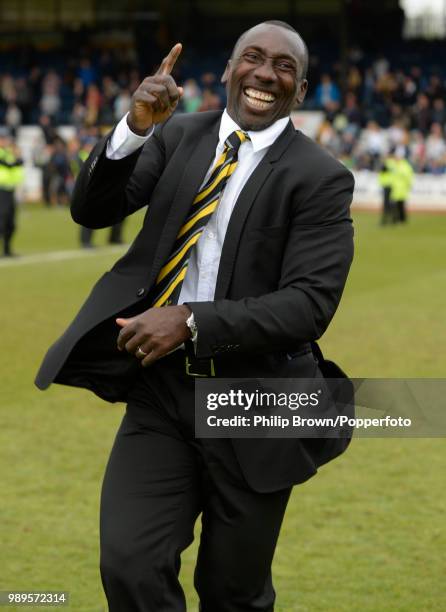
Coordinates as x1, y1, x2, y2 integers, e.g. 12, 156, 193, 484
214, 120, 295, 299
148, 120, 220, 288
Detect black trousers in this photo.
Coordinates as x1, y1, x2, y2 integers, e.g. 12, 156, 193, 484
0, 189, 15, 255
100, 351, 292, 611
395, 199, 407, 223
381, 187, 393, 225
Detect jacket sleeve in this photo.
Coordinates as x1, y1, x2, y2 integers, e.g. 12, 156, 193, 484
70, 126, 166, 229
188, 167, 355, 359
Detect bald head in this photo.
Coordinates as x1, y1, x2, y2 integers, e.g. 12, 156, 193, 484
232, 21, 309, 79
222, 21, 309, 131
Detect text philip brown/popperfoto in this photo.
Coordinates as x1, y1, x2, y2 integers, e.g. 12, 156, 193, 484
204, 389, 412, 432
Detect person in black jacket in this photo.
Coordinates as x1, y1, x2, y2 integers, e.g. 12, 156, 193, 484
36, 21, 354, 612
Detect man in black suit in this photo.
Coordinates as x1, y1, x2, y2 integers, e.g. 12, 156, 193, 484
36, 21, 354, 612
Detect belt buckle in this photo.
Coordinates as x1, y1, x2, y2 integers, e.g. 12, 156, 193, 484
185, 355, 215, 377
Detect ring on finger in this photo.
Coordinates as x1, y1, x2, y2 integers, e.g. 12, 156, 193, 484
136, 346, 148, 359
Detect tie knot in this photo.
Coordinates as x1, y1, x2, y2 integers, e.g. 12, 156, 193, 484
224, 130, 250, 153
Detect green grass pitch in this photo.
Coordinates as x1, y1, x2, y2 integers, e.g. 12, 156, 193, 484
1, 204, 445, 611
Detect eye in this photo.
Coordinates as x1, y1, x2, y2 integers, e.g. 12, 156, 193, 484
276, 61, 296, 72
243, 52, 261, 63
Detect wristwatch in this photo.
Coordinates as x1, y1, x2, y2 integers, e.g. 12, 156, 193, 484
185, 312, 198, 342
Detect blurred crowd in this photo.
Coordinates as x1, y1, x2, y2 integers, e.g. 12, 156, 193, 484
313, 59, 446, 174
33, 124, 98, 207
0, 48, 226, 132
1, 45, 446, 178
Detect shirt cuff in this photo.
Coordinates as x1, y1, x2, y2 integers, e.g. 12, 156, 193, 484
106, 112, 154, 160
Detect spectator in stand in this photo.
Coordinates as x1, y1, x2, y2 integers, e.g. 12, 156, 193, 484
409, 130, 426, 172
358, 121, 387, 170
342, 92, 362, 127
38, 114, 57, 145
375, 70, 398, 103
409, 66, 423, 91
100, 76, 119, 124
317, 121, 341, 158
362, 68, 376, 107
28, 66, 42, 111
114, 88, 132, 122
14, 78, 32, 123
340, 130, 356, 161
195, 73, 221, 111
412, 93, 431, 135
127, 69, 141, 94
401, 75, 417, 107
48, 137, 70, 206
388, 121, 407, 149
373, 55, 390, 79
315, 73, 341, 109
389, 103, 410, 128
98, 51, 114, 78
78, 59, 97, 88
5, 103, 22, 137
40, 70, 61, 119
431, 98, 446, 126
425, 123, 446, 174
71, 102, 87, 130
181, 78, 202, 113
73, 78, 85, 105
0, 74, 16, 105
426, 75, 445, 101
197, 88, 221, 112
346, 66, 362, 93
85, 83, 102, 126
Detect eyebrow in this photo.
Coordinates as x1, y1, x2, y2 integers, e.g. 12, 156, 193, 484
241, 45, 298, 65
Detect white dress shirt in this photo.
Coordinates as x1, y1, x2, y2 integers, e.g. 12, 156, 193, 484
106, 110, 289, 303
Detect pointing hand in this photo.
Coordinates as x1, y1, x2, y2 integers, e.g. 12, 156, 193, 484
127, 43, 184, 135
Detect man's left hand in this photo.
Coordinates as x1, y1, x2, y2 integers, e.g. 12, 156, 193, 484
116, 305, 192, 367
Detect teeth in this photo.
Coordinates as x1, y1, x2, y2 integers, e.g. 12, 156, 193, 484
245, 96, 270, 109
245, 87, 275, 102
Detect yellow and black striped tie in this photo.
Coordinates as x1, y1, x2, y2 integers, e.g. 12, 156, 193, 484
151, 130, 250, 307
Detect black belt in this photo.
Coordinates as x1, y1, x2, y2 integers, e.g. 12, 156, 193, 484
184, 341, 215, 377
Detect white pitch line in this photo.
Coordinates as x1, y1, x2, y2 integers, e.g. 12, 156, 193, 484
0, 245, 126, 268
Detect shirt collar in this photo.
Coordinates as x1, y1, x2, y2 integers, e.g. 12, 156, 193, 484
219, 108, 289, 153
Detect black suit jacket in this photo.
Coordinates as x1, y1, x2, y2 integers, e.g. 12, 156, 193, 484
36, 110, 355, 492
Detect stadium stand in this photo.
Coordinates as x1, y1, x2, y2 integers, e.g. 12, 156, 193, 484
1, 0, 445, 206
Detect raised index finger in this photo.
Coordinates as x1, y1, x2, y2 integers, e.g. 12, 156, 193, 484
157, 43, 182, 76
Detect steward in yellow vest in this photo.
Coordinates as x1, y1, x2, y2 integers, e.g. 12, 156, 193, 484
390, 155, 414, 223
378, 156, 397, 225
0, 131, 24, 256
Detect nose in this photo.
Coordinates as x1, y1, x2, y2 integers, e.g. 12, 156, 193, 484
252, 58, 276, 83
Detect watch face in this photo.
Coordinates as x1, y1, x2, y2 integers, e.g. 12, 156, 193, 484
186, 314, 192, 326
186, 313, 197, 339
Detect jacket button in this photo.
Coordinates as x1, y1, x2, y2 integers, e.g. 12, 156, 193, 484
136, 288, 145, 297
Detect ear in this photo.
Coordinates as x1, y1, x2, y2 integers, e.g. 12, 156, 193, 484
296, 79, 308, 105
221, 60, 232, 84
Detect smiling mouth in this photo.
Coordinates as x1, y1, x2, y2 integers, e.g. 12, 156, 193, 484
243, 87, 276, 110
